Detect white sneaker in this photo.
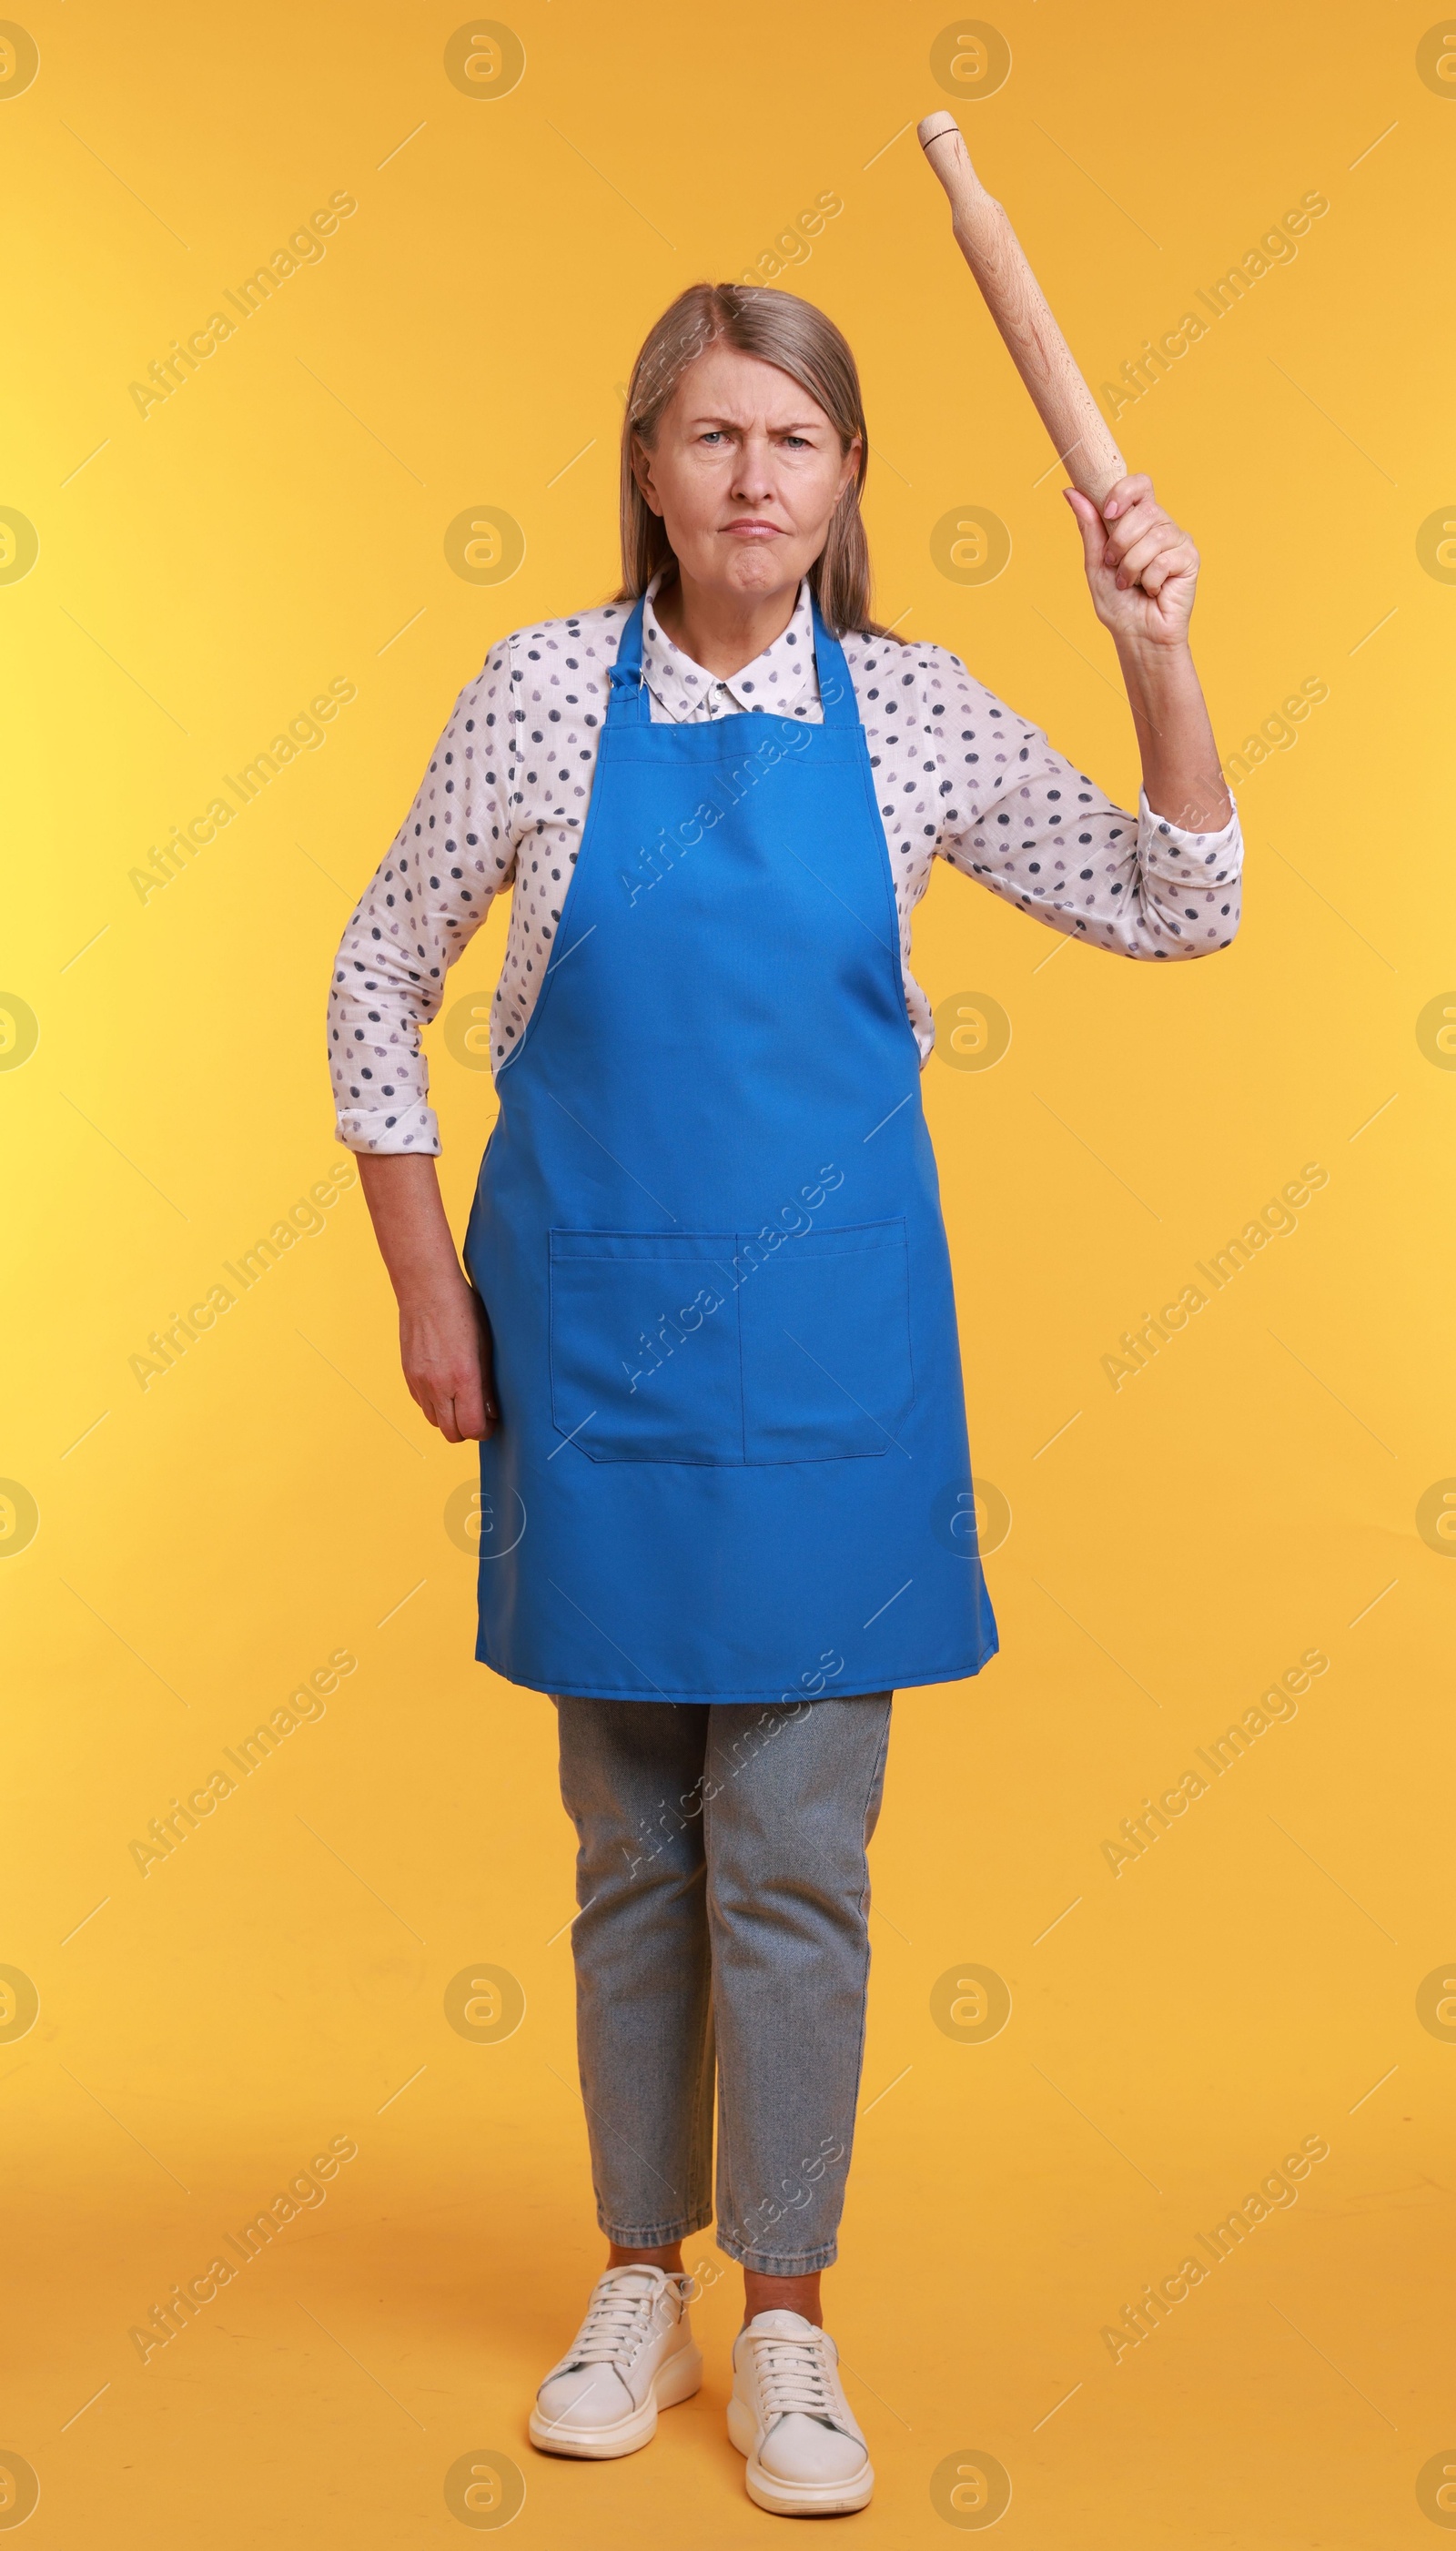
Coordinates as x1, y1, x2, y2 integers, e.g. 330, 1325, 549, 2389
529, 2263, 703, 2458
728, 2309, 875, 2515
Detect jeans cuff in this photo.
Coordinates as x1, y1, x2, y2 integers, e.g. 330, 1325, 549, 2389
598, 2206, 713, 2247
713, 2230, 840, 2273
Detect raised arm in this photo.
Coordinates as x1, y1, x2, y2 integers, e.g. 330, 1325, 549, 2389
1062, 470, 1231, 836
915, 110, 1235, 908
931, 644, 1241, 962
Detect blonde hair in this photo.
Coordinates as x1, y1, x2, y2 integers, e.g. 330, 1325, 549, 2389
615, 283, 893, 639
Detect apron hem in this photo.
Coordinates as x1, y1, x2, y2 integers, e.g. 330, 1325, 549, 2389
473, 1645, 1000, 1704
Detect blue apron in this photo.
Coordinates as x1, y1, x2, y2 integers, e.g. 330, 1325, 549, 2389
462, 592, 998, 1703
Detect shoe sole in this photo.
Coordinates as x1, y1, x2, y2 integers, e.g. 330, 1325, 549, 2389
529, 2343, 703, 2459
727, 2395, 875, 2515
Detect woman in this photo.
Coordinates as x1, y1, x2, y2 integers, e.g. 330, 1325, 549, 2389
328, 282, 1240, 2518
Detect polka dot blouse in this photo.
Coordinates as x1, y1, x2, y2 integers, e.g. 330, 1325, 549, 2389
329, 567, 1243, 1153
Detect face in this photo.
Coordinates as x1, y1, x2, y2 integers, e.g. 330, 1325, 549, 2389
632, 341, 860, 607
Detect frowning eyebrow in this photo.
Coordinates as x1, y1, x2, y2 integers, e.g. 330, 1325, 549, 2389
682, 412, 829, 432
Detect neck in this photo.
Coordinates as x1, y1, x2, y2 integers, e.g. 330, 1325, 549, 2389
652, 563, 803, 679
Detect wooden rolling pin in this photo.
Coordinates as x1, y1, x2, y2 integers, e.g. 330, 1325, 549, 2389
918, 109, 1126, 510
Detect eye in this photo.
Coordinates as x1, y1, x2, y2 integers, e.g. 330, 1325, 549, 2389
699, 430, 726, 446
783, 433, 810, 450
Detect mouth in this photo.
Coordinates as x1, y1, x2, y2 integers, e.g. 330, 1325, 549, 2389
723, 520, 782, 540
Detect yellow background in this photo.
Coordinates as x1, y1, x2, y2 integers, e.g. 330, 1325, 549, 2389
3, 1, 1452, 2541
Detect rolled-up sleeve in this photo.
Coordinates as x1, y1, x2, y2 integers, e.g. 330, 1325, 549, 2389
934, 664, 1243, 960
328, 643, 517, 1152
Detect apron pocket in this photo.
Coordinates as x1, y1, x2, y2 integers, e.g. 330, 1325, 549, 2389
739, 1218, 914, 1463
550, 1229, 743, 1463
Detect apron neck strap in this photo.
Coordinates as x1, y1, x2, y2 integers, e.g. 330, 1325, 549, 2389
809, 592, 857, 728
605, 583, 859, 729
605, 597, 652, 724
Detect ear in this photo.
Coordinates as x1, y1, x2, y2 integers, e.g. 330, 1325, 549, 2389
836, 436, 863, 505
631, 433, 664, 521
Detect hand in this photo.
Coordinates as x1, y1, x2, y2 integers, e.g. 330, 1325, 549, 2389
356, 1153, 500, 1445
1064, 474, 1199, 651
398, 1274, 498, 1444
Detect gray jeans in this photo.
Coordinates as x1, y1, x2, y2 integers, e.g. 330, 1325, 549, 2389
553, 1692, 893, 2274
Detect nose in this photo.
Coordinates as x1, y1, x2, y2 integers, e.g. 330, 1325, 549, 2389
728, 430, 776, 508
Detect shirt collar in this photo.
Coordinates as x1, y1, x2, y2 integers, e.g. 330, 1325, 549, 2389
640, 566, 819, 719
